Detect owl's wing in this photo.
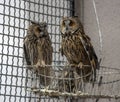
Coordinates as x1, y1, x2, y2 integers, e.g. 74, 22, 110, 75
23, 36, 38, 66
23, 37, 32, 65
41, 38, 53, 65
59, 47, 64, 56
49, 44, 53, 64
80, 33, 99, 69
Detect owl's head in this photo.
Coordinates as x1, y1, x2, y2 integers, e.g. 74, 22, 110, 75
28, 21, 48, 38
60, 16, 82, 35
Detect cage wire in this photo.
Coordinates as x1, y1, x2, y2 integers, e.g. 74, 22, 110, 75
0, 0, 120, 102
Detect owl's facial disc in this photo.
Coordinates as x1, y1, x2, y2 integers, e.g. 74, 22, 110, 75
64, 20, 71, 34
62, 19, 76, 35
34, 26, 45, 38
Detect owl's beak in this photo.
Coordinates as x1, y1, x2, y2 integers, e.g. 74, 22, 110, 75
39, 31, 47, 38
65, 26, 70, 34
66, 27, 69, 31
40, 32, 44, 36
65, 27, 69, 34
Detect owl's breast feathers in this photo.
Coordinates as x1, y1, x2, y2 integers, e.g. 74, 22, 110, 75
61, 29, 99, 70
24, 33, 53, 66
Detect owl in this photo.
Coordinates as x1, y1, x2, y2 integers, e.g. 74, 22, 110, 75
60, 16, 99, 88
23, 21, 53, 87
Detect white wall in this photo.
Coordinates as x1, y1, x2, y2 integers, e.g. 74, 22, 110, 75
0, 0, 73, 102
75, 0, 120, 102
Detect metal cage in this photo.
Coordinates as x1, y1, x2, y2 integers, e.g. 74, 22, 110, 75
0, 0, 120, 102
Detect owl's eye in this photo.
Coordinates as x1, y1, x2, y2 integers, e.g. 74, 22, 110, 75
69, 21, 74, 26
36, 27, 41, 32
44, 24, 47, 28
62, 22, 65, 26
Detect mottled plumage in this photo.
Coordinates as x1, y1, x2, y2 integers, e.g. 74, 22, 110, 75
60, 17, 99, 86
23, 21, 53, 87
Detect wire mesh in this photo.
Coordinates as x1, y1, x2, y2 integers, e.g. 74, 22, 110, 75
0, 0, 120, 102
0, 0, 74, 102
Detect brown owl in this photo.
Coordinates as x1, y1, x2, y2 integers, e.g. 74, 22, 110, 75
23, 21, 53, 87
60, 16, 99, 90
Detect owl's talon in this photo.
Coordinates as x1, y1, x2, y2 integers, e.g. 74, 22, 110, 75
39, 65, 44, 67
70, 64, 76, 67
78, 62, 83, 69
33, 64, 40, 72
45, 86, 49, 91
